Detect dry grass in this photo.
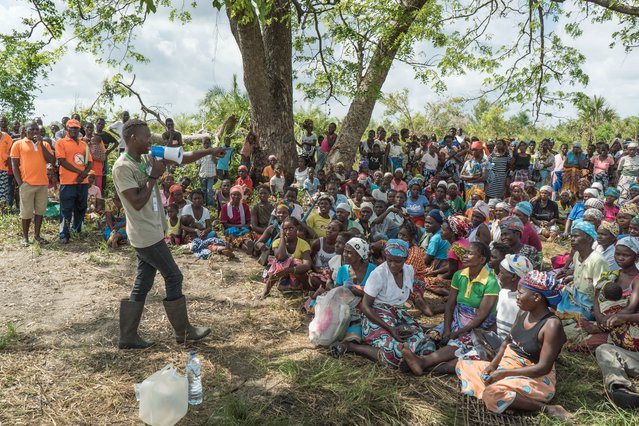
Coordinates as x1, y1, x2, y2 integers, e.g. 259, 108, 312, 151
1, 215, 638, 425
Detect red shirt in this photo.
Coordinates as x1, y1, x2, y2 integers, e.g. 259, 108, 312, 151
235, 176, 253, 191
220, 202, 251, 225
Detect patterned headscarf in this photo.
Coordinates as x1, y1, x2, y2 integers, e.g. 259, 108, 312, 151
540, 185, 552, 194
473, 188, 486, 200
584, 188, 599, 198
447, 215, 471, 239
500, 254, 533, 278
584, 198, 605, 211
499, 215, 524, 234
605, 188, 620, 198
514, 201, 533, 217
584, 208, 604, 222
599, 220, 619, 237
346, 237, 370, 260
384, 239, 409, 258
519, 271, 562, 308
618, 236, 639, 254
619, 203, 639, 217
473, 200, 490, 219
496, 202, 511, 211
510, 181, 525, 190
572, 220, 597, 241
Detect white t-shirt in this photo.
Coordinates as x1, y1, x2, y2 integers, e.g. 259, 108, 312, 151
496, 288, 519, 340
270, 175, 286, 194
364, 262, 414, 306
109, 121, 125, 150
421, 152, 439, 171
294, 168, 308, 187
180, 203, 209, 226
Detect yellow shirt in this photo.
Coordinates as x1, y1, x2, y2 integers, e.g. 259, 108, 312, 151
272, 237, 311, 259
306, 210, 332, 238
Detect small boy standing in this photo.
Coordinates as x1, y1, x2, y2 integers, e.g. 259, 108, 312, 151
303, 167, 320, 198
197, 137, 217, 206
216, 136, 234, 180
269, 164, 285, 198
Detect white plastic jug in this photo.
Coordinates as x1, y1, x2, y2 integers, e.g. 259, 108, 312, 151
138, 364, 189, 426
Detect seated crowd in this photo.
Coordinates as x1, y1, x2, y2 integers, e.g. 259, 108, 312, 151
2, 115, 639, 419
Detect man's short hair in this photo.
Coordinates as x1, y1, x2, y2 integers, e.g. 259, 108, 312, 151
122, 119, 148, 143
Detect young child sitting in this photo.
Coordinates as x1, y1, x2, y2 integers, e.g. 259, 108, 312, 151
103, 195, 127, 249
165, 203, 182, 245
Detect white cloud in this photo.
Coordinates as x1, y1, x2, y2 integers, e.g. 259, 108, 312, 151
1, 0, 637, 129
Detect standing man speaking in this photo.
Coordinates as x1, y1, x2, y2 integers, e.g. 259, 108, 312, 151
113, 119, 225, 349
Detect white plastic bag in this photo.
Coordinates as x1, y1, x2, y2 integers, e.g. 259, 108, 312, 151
138, 364, 189, 426
309, 286, 355, 346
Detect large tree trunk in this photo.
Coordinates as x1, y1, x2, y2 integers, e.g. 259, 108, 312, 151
225, 0, 296, 183
327, 0, 428, 170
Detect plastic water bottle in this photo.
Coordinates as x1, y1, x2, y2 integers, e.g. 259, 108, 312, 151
186, 351, 203, 405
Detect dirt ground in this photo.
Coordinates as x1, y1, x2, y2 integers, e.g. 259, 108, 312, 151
0, 219, 634, 425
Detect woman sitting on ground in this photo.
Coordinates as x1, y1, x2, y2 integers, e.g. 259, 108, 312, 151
180, 189, 213, 242
331, 237, 377, 345
418, 215, 473, 313
398, 241, 499, 374
250, 185, 275, 239
449, 270, 573, 421
568, 237, 639, 349
555, 221, 610, 349
262, 217, 312, 298
168, 184, 190, 214
337, 239, 435, 368
499, 216, 541, 270
308, 220, 343, 291
468, 200, 491, 246
220, 185, 253, 254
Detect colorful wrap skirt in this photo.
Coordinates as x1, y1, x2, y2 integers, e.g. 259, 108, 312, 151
362, 303, 435, 367
456, 345, 557, 414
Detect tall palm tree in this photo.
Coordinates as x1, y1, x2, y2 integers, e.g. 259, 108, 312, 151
198, 74, 250, 141
573, 94, 618, 143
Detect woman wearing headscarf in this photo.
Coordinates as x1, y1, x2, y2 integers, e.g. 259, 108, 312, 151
556, 221, 610, 347
262, 217, 312, 298
399, 241, 499, 374
511, 201, 542, 252
604, 188, 620, 223
330, 237, 377, 346
531, 186, 558, 235
460, 140, 490, 202
168, 183, 190, 214
505, 181, 528, 209
468, 200, 491, 246
617, 202, 638, 239
491, 202, 510, 243
533, 139, 555, 188
562, 187, 597, 237
583, 208, 604, 229
616, 142, 639, 201
595, 238, 639, 409
337, 239, 435, 367
563, 142, 588, 195
596, 221, 620, 271
566, 237, 639, 350
220, 185, 253, 253
448, 271, 573, 421
499, 216, 541, 270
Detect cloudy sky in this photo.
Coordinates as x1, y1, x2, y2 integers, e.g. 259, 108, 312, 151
1, 0, 638, 127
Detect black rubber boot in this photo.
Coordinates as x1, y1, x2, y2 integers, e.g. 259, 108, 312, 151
119, 299, 155, 349
163, 296, 211, 344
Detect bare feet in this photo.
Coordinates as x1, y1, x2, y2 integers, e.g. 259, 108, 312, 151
544, 405, 574, 422
398, 342, 425, 376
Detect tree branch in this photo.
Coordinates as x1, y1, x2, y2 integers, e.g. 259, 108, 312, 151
116, 77, 166, 127
575, 0, 639, 16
